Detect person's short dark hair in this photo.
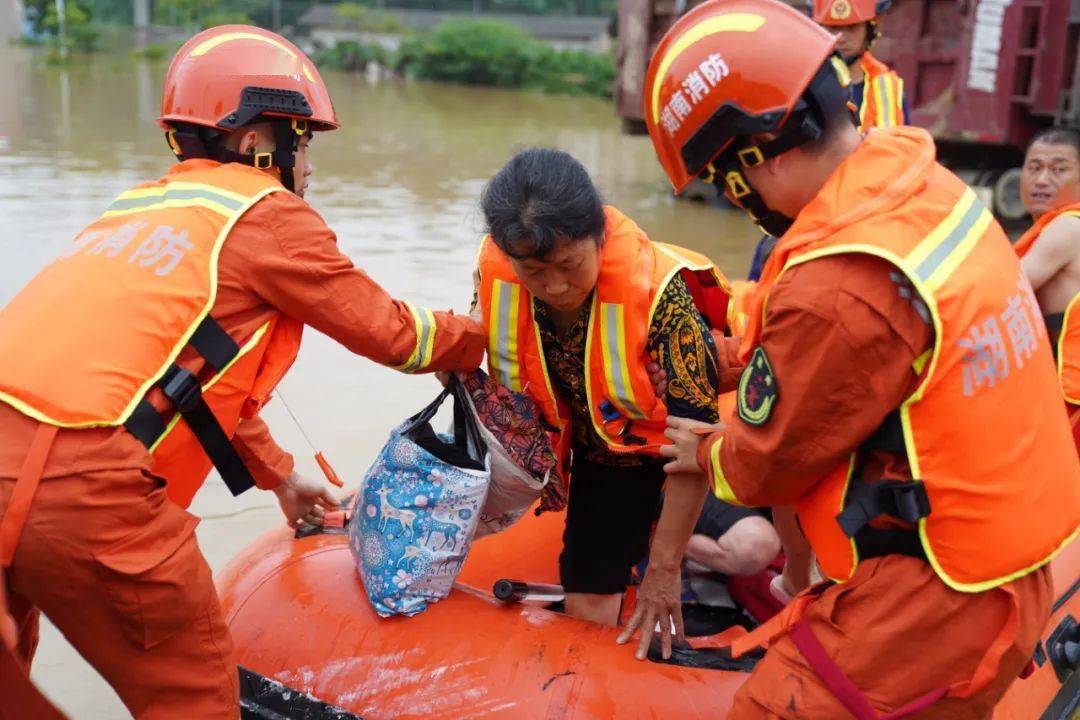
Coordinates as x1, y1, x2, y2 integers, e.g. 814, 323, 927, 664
1029, 126, 1080, 158
802, 94, 858, 156
481, 148, 606, 260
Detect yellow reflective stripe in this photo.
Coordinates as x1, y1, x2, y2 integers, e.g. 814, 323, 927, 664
397, 303, 424, 372
905, 189, 979, 272
873, 76, 892, 128
886, 76, 899, 126
911, 191, 993, 293
912, 348, 932, 376
708, 436, 743, 505
103, 182, 250, 218
0, 390, 114, 429
102, 198, 238, 218
108, 183, 248, 207
858, 85, 870, 128
649, 13, 766, 123
919, 520, 1078, 593
529, 297, 561, 421
887, 76, 901, 127
599, 302, 646, 419
488, 279, 523, 391
117, 182, 250, 204
396, 303, 438, 374
148, 321, 272, 452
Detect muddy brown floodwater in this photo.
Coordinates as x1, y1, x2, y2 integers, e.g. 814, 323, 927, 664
0, 42, 756, 718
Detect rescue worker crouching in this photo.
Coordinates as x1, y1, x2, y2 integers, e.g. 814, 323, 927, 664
473, 148, 768, 655
0, 25, 484, 719
1015, 126, 1080, 447
640, 0, 1080, 717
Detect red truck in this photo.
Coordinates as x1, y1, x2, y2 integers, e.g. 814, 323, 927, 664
615, 0, 1080, 221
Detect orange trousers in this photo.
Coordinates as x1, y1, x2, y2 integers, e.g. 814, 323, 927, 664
0, 570, 65, 720
727, 555, 1052, 719
0, 468, 239, 719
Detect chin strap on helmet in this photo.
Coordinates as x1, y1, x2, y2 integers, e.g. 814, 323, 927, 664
164, 118, 308, 194
698, 54, 854, 238
163, 85, 314, 194
705, 111, 822, 237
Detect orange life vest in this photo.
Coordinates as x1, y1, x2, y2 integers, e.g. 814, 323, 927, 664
1014, 202, 1080, 408
477, 206, 731, 468
858, 52, 905, 131
0, 162, 303, 508
738, 128, 1080, 592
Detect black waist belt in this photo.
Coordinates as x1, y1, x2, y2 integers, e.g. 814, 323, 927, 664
124, 316, 256, 497
835, 409, 931, 563
854, 526, 926, 561
836, 478, 931, 563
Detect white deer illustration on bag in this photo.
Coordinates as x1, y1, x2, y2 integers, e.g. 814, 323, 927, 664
375, 486, 416, 537
424, 509, 465, 551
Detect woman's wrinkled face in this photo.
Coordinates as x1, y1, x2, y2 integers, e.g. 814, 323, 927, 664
509, 237, 602, 313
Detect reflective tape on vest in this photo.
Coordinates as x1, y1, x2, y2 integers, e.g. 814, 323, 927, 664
489, 279, 523, 392
103, 182, 249, 218
909, 188, 993, 292
598, 301, 647, 419
870, 74, 901, 128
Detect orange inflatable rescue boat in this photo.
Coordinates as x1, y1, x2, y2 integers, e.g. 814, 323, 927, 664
218, 509, 1080, 719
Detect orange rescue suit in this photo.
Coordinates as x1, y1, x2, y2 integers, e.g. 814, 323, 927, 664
477, 206, 731, 469
858, 52, 905, 131
729, 128, 1080, 594
1014, 201, 1080, 412
0, 162, 300, 510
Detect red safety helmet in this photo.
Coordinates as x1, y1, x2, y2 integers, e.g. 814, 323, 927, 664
812, 0, 891, 26
644, 0, 850, 235
159, 25, 337, 133
158, 26, 338, 193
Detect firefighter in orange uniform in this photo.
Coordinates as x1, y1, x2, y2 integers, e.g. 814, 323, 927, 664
638, 1, 1080, 717
813, 0, 907, 130
0, 26, 483, 718
1015, 126, 1080, 446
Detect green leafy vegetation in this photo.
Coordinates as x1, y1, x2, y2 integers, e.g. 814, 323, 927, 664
312, 39, 389, 71
394, 18, 612, 96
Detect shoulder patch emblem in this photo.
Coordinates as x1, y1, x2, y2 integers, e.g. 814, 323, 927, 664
737, 346, 778, 426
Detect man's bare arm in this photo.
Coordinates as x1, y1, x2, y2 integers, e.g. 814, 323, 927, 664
1021, 215, 1080, 291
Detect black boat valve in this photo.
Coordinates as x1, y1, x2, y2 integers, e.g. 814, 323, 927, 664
493, 579, 565, 603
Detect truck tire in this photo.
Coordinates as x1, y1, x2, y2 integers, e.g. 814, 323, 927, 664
993, 167, 1027, 221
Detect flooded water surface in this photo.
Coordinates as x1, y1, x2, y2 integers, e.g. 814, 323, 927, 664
0, 44, 755, 718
